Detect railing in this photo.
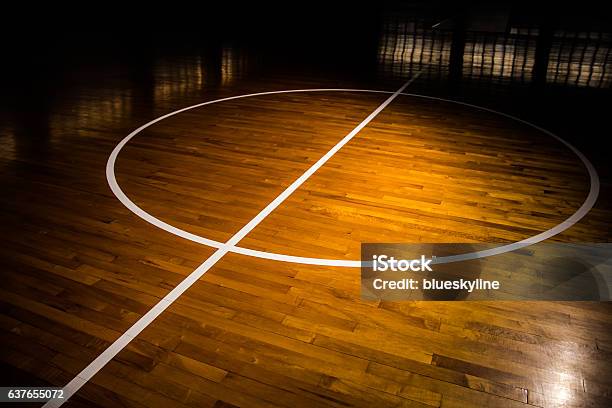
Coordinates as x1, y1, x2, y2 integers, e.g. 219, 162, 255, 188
378, 17, 612, 88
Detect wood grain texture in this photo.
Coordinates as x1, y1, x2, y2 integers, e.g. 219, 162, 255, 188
1, 59, 611, 408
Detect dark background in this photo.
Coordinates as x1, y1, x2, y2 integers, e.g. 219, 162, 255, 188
1, 1, 611, 179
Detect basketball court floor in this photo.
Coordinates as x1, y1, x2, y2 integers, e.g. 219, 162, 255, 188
1, 3, 612, 407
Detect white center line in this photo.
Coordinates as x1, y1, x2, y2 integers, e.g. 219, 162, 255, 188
43, 72, 421, 408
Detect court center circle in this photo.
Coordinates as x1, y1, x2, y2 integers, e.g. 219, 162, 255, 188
106, 89, 600, 267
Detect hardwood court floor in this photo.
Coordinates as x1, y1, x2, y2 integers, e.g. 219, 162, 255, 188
1, 70, 611, 408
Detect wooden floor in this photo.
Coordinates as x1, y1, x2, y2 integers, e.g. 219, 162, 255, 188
1, 64, 611, 408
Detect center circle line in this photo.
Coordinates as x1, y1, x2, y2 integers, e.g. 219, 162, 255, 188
106, 88, 599, 267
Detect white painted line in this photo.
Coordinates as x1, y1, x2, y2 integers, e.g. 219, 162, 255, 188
106, 88, 600, 267
431, 15, 456, 29
44, 73, 422, 407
